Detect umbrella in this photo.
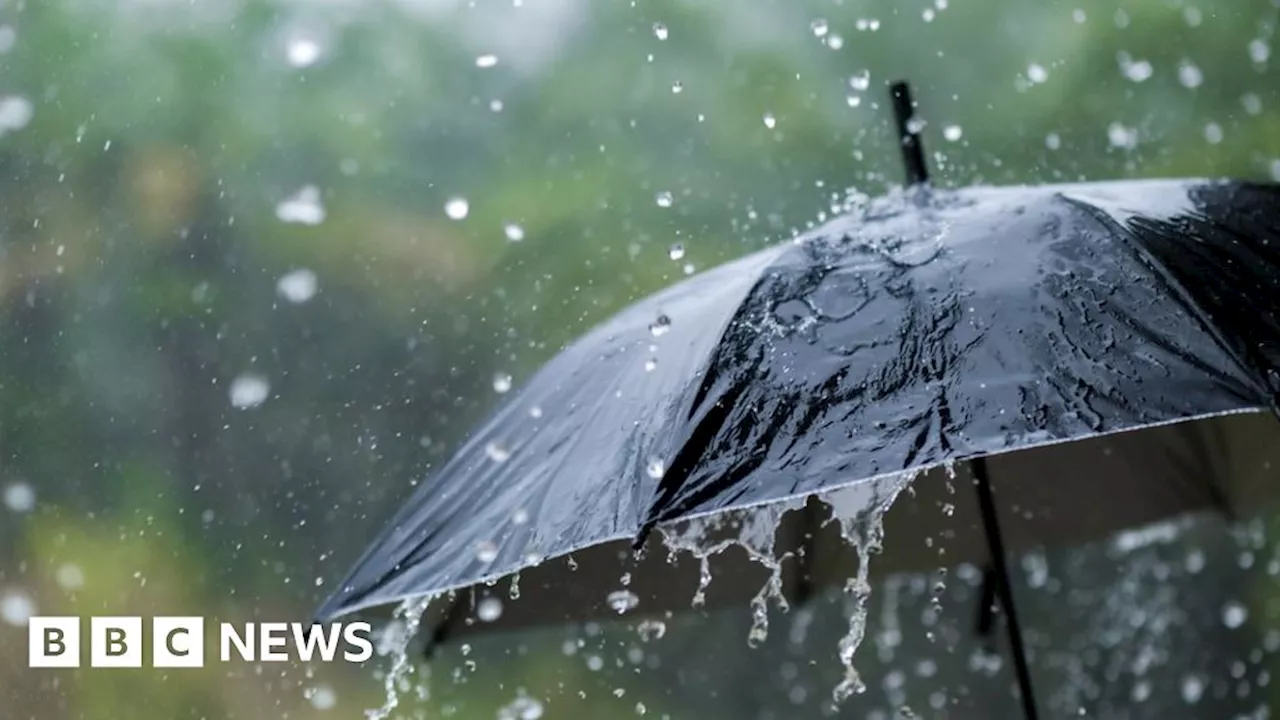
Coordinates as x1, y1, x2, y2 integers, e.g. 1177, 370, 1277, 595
318, 82, 1280, 719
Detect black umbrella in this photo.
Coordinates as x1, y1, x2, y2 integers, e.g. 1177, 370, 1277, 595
319, 82, 1280, 719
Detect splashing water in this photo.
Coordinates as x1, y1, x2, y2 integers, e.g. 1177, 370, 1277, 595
366, 594, 436, 720
822, 471, 917, 704
660, 496, 804, 647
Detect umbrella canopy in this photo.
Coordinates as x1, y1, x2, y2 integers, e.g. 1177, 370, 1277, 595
319, 176, 1280, 621
319, 83, 1280, 718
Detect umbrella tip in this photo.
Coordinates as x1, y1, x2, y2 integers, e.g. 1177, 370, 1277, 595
889, 80, 929, 187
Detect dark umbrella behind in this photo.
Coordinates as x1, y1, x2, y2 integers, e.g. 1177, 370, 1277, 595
319, 83, 1280, 719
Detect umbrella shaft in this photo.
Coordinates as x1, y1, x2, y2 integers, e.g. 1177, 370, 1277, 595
973, 457, 1040, 720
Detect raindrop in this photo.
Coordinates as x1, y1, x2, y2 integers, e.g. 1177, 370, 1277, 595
644, 358, 657, 372
762, 112, 777, 129
1223, 600, 1248, 629
3, 482, 35, 513
1118, 53, 1154, 82
55, 564, 84, 590
528, 406, 544, 419
275, 185, 325, 225
511, 508, 529, 525
504, 223, 525, 242
654, 191, 674, 208
1182, 675, 1205, 704
475, 54, 499, 68
1270, 159, 1280, 182
1178, 61, 1204, 88
1107, 122, 1138, 150
476, 540, 499, 563
1073, 9, 1087, 22
229, 374, 270, 409
906, 117, 927, 134
444, 197, 470, 220
493, 372, 513, 394
0, 96, 32, 136
1183, 7, 1201, 26
0, 590, 34, 627
652, 23, 668, 40
1250, 39, 1271, 64
670, 82, 683, 94
286, 37, 322, 68
1242, 93, 1263, 115
276, 269, 318, 304
1045, 133, 1062, 150
485, 441, 511, 463
307, 684, 337, 711
826, 35, 844, 50
1027, 63, 1049, 83
668, 243, 685, 260
0, 26, 14, 53
637, 619, 667, 642
810, 19, 829, 37
1203, 122, 1223, 144
848, 70, 872, 91
648, 315, 672, 337
477, 597, 504, 622
646, 457, 666, 479
943, 125, 963, 142
607, 590, 640, 614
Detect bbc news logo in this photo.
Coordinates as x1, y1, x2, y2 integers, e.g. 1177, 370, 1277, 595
28, 617, 373, 668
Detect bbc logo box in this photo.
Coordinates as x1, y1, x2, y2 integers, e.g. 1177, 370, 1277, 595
29, 616, 205, 668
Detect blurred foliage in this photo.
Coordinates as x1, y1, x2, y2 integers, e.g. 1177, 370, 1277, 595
0, 0, 1278, 717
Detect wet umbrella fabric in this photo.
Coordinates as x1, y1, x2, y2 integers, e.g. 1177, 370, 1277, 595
320, 176, 1280, 623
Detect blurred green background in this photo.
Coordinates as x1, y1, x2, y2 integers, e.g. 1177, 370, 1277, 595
1, 0, 1278, 717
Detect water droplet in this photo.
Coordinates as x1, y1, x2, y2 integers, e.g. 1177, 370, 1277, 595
308, 683, 337, 711
0, 590, 34, 627
275, 185, 325, 225
1181, 675, 1204, 704
493, 372, 513, 394
1250, 39, 1271, 64
504, 223, 525, 242
1027, 63, 1048, 83
485, 441, 511, 463
445, 197, 470, 220
1045, 132, 1062, 150
762, 112, 777, 129
826, 35, 844, 50
1242, 93, 1263, 115
810, 18, 829, 37
668, 243, 685, 260
1119, 53, 1153, 83
276, 269, 318, 303
848, 70, 871, 91
528, 405, 544, 419
1270, 159, 1280, 182
477, 597, 504, 622
287, 37, 322, 68
1107, 122, 1138, 150
943, 125, 963, 142
1203, 122, 1223, 144
670, 81, 683, 94
229, 374, 270, 409
3, 482, 35, 513
1223, 601, 1248, 628
646, 457, 666, 479
1178, 61, 1204, 89
55, 564, 84, 590
607, 590, 640, 614
476, 540, 499, 564
0, 96, 32, 136
648, 314, 671, 337
475, 54, 498, 68
906, 117, 927, 134
652, 23, 668, 40
654, 191, 673, 208
511, 508, 529, 525
1073, 9, 1087, 22
637, 619, 667, 642
0, 26, 15, 54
